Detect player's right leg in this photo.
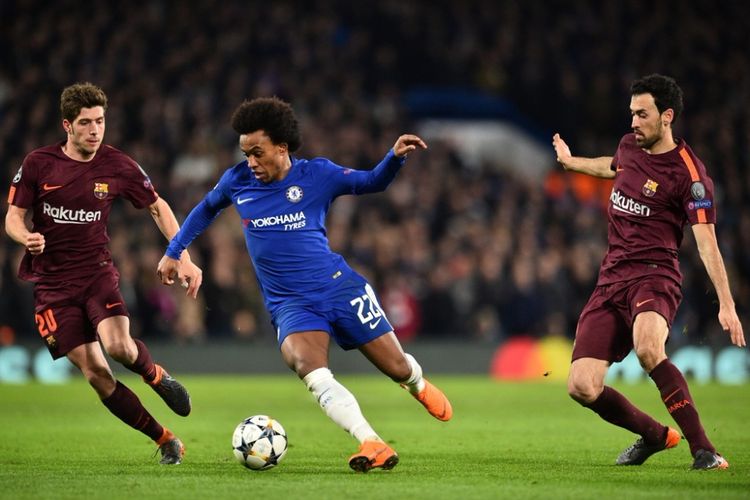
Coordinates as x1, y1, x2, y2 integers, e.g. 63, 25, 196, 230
570, 287, 680, 465
97, 316, 191, 417
66, 342, 184, 464
569, 357, 678, 464
89, 265, 191, 417
359, 332, 452, 421
280, 329, 397, 472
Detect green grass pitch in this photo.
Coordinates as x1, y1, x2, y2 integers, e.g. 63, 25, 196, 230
1, 375, 748, 499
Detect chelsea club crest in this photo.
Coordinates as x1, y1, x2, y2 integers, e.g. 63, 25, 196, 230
286, 185, 303, 203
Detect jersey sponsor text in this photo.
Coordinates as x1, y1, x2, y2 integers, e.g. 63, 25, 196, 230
247, 210, 306, 230
610, 190, 651, 217
42, 202, 102, 224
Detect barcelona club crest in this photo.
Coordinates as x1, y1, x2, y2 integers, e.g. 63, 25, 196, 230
642, 179, 658, 197
94, 182, 109, 200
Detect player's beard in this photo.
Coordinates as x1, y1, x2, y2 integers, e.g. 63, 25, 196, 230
635, 127, 662, 150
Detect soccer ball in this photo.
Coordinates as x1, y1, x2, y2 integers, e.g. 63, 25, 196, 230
232, 415, 288, 470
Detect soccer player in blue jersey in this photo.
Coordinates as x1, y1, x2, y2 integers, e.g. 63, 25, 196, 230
157, 97, 452, 472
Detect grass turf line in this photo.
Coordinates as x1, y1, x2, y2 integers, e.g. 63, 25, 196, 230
0, 375, 748, 499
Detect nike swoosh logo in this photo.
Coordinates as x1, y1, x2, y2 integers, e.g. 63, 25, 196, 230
105, 302, 122, 309
636, 299, 655, 307
43, 183, 63, 191
237, 197, 254, 205
369, 317, 383, 330
616, 166, 624, 172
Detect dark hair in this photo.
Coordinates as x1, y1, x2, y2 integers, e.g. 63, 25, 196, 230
630, 74, 684, 123
60, 82, 107, 122
230, 97, 301, 152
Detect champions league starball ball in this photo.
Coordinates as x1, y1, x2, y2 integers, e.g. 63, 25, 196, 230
231, 415, 288, 470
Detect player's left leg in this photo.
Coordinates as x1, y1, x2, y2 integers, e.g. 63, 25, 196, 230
98, 315, 191, 417
359, 332, 452, 421
634, 311, 728, 469
281, 330, 395, 472
66, 341, 184, 464
571, 289, 679, 465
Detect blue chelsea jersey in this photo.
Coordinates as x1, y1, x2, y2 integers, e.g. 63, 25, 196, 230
167, 150, 405, 313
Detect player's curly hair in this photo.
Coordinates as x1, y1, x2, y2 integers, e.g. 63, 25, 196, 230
60, 82, 107, 122
231, 97, 301, 152
631, 74, 684, 124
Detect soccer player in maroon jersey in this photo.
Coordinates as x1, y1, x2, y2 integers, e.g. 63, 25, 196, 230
4, 82, 202, 464
552, 74, 745, 470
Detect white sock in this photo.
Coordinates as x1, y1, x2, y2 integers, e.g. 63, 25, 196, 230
303, 367, 380, 443
401, 353, 426, 395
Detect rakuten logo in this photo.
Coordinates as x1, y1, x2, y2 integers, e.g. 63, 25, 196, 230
610, 190, 651, 217
42, 202, 102, 224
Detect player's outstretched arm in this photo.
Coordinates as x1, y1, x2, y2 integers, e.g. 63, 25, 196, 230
157, 193, 226, 295
345, 135, 428, 195
5, 205, 45, 255
392, 134, 427, 158
148, 196, 203, 298
552, 133, 615, 179
692, 223, 746, 347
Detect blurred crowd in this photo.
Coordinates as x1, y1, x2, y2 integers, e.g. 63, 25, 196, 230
1, 0, 748, 347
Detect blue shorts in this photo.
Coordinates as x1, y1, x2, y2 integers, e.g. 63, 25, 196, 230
271, 277, 393, 350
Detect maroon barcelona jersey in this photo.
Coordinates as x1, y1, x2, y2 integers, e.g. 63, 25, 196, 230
598, 133, 716, 286
7, 142, 158, 281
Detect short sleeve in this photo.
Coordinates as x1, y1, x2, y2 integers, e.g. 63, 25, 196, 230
7, 156, 37, 208
678, 150, 716, 225
119, 157, 158, 209
611, 135, 629, 172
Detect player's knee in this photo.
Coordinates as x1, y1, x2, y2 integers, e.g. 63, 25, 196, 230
83, 364, 115, 389
104, 339, 136, 364
289, 355, 326, 379
567, 377, 601, 405
634, 345, 664, 372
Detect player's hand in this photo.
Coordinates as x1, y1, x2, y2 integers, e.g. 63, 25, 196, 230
178, 261, 203, 299
719, 306, 746, 347
552, 133, 572, 169
157, 255, 181, 286
25, 232, 45, 255
392, 134, 427, 158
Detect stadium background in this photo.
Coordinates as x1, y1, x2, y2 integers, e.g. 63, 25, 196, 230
1, 0, 748, 382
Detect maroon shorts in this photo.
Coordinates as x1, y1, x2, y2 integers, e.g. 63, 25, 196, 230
32, 263, 129, 359
572, 275, 682, 363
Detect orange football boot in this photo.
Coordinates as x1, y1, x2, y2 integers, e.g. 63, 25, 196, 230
348, 440, 399, 472
404, 378, 453, 421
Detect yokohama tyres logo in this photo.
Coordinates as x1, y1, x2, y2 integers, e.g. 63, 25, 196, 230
248, 211, 306, 228
610, 190, 651, 217
42, 202, 102, 224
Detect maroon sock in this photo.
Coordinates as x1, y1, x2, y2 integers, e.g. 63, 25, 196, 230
649, 359, 714, 456
585, 386, 666, 444
101, 381, 164, 442
125, 338, 157, 382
